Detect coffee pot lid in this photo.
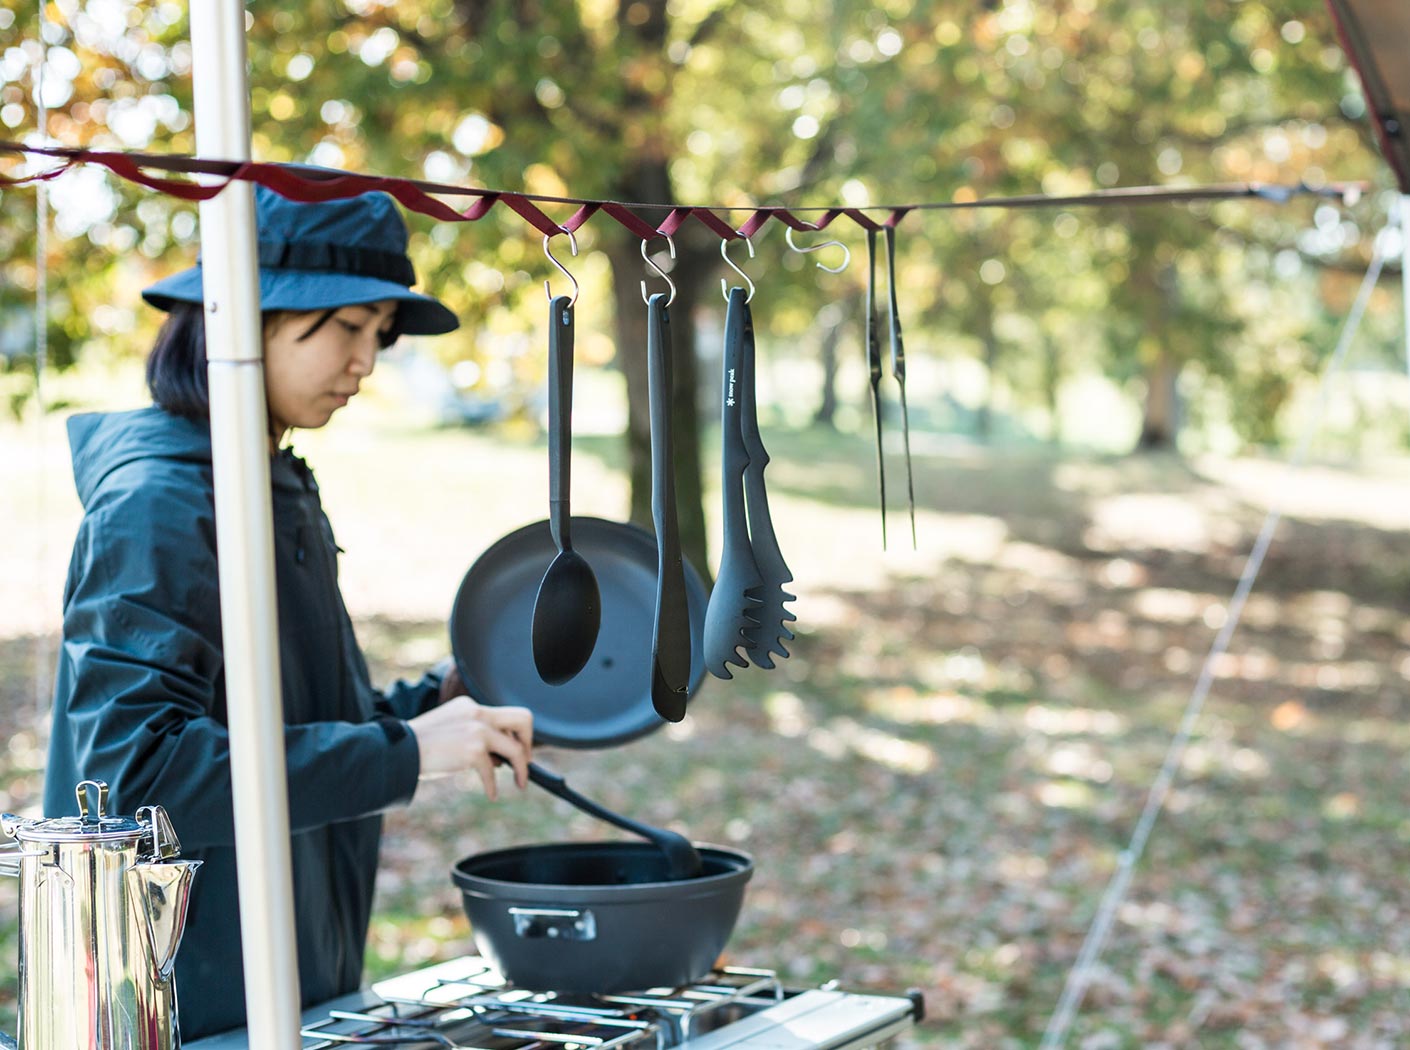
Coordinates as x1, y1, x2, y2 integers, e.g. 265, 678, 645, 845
3, 781, 158, 846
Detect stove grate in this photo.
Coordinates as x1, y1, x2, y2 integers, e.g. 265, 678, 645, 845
299, 961, 785, 1050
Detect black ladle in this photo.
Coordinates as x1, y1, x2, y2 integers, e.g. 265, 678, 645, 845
531, 294, 601, 685
526, 761, 704, 881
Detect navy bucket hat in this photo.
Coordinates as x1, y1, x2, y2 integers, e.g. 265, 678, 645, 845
142, 184, 459, 336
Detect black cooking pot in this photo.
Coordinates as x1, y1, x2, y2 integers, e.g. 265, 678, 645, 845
452, 842, 753, 993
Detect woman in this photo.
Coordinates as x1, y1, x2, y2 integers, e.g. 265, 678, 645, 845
43, 185, 532, 1038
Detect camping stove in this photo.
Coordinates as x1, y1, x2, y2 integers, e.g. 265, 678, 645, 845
188, 955, 922, 1050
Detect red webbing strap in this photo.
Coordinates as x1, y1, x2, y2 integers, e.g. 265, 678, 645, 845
499, 193, 575, 237
87, 150, 232, 201
598, 202, 661, 240
659, 207, 730, 240
561, 203, 599, 234
0, 159, 74, 187
0, 142, 1364, 243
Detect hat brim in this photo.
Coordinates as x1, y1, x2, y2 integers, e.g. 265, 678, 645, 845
142, 266, 460, 336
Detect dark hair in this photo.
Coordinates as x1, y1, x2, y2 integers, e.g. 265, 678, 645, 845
146, 302, 210, 420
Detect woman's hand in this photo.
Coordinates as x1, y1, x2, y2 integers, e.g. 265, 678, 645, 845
408, 696, 533, 800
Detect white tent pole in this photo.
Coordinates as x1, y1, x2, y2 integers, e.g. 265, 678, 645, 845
188, 1, 303, 1045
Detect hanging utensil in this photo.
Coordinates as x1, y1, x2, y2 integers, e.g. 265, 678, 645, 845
531, 234, 601, 686
865, 227, 887, 550
885, 223, 916, 549
737, 288, 795, 669
703, 269, 765, 680
642, 238, 693, 721
451, 516, 709, 749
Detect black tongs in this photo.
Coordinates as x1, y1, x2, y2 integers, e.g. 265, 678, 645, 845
864, 228, 887, 550
885, 224, 916, 549
863, 224, 917, 551
647, 292, 692, 721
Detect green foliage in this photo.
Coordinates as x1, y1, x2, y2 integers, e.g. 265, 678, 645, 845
0, 0, 1401, 455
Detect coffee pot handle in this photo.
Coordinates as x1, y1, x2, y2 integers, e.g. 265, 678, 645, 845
136, 806, 182, 861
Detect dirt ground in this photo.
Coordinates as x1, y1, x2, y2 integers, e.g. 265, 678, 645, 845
2, 410, 1409, 1047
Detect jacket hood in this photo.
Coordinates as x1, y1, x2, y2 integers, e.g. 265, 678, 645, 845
69, 407, 213, 507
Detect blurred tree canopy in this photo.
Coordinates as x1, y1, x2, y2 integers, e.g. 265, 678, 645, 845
0, 0, 1400, 568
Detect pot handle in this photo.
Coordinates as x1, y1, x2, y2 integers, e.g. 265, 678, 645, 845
0, 842, 48, 879
76, 780, 109, 823
508, 906, 597, 942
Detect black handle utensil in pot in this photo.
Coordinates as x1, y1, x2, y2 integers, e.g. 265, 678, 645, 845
524, 762, 702, 879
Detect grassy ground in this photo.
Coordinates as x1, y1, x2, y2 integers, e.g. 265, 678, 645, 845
2, 401, 1409, 1048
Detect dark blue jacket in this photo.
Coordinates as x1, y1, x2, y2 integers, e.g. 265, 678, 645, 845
45, 406, 437, 1038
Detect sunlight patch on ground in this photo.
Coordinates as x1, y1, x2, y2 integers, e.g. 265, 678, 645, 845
764, 690, 810, 736
1088, 492, 1215, 552
863, 687, 991, 727
1179, 740, 1270, 780
1131, 587, 1220, 625
1323, 792, 1361, 820
995, 852, 1048, 882
993, 540, 1082, 579
1022, 704, 1127, 737
1197, 456, 1410, 531
805, 716, 936, 774
1036, 779, 1096, 809
1043, 743, 1114, 784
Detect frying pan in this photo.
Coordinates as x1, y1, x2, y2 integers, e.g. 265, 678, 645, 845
449, 517, 709, 748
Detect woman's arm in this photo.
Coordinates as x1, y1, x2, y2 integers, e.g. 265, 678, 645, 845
49, 484, 421, 851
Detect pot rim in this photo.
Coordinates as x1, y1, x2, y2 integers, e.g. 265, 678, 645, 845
452, 840, 754, 900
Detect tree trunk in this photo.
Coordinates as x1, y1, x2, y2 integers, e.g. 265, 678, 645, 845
1043, 332, 1061, 446
1137, 346, 1181, 450
976, 301, 998, 443
1137, 264, 1182, 451
597, 0, 713, 579
813, 300, 847, 428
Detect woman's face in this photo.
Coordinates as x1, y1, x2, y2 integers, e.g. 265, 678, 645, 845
264, 300, 397, 438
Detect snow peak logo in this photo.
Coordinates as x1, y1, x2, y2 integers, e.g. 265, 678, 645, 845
726, 367, 737, 407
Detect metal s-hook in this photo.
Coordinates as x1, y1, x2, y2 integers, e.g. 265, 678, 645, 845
720, 237, 756, 302
543, 229, 580, 305
785, 227, 850, 274
640, 236, 677, 306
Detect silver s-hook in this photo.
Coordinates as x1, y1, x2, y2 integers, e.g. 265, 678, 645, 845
543, 229, 580, 305
720, 237, 756, 302
785, 226, 850, 274
640, 236, 677, 306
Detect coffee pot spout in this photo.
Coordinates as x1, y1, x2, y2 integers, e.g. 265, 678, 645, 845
127, 859, 202, 982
